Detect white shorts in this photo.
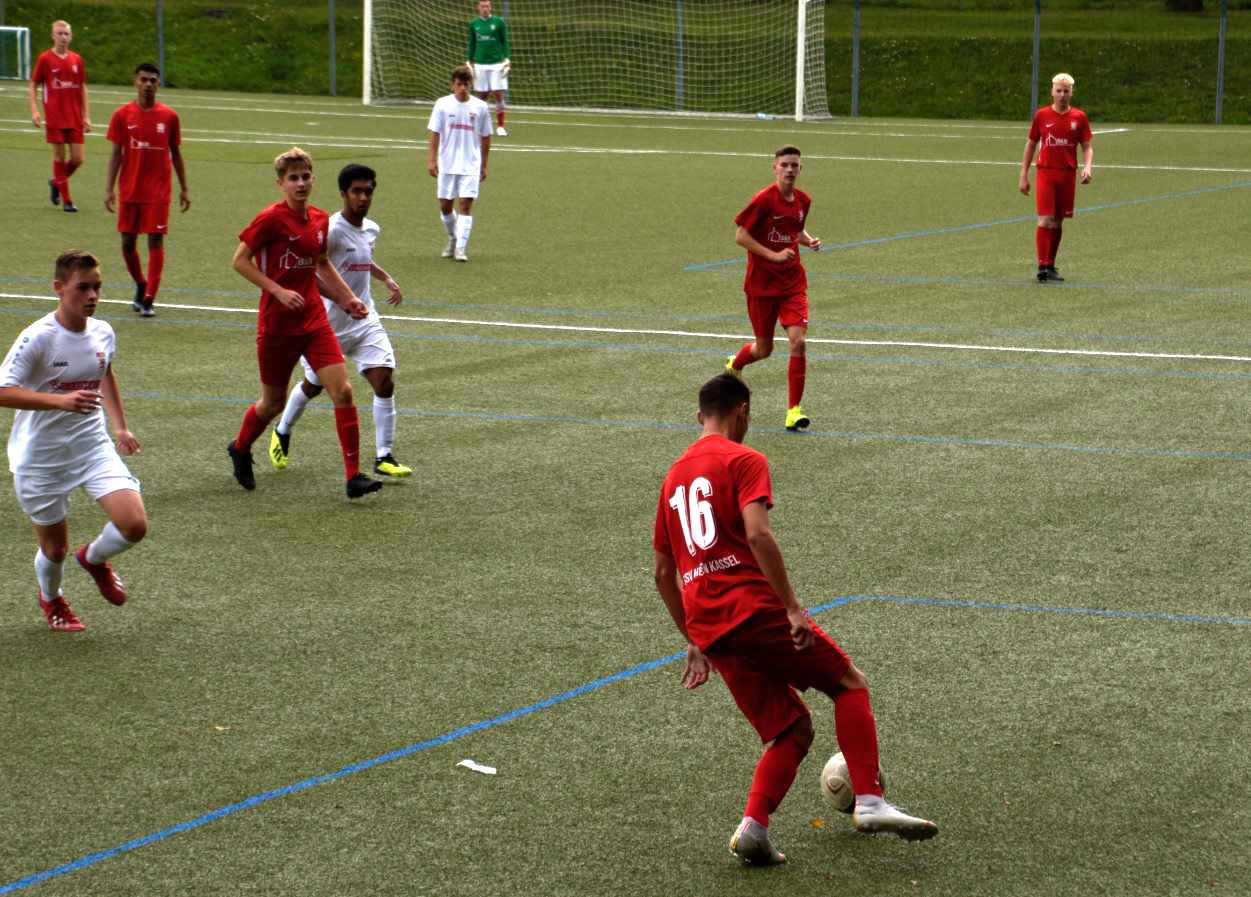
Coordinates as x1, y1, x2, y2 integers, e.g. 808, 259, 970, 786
302, 319, 396, 383
437, 171, 481, 200
14, 448, 140, 526
473, 62, 509, 94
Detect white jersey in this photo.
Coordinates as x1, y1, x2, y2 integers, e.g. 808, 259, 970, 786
427, 93, 492, 176
325, 210, 381, 338
0, 313, 117, 476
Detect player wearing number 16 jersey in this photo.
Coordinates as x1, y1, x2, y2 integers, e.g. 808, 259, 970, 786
653, 374, 936, 866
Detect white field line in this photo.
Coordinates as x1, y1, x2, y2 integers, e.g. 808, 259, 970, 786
2, 292, 1249, 364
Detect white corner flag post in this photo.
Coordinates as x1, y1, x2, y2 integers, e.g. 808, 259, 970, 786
362, 0, 374, 105
794, 0, 807, 122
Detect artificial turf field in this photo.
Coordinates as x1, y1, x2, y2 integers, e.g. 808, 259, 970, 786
0, 82, 1249, 897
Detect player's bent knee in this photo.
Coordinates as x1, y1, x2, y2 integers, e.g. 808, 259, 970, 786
790, 713, 815, 753
119, 517, 148, 544
301, 380, 324, 399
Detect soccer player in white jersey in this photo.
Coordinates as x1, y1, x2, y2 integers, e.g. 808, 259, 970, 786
427, 65, 492, 262
268, 164, 412, 478
0, 250, 148, 632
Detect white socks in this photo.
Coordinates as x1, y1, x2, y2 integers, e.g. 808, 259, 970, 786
441, 211, 457, 237
35, 548, 63, 599
373, 395, 396, 458
86, 521, 136, 564
455, 215, 474, 250
277, 382, 313, 435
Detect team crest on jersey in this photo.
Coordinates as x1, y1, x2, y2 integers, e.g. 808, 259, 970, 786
798, 209, 805, 222
1070, 121, 1077, 130
72, 65, 78, 73
157, 123, 166, 133
96, 352, 107, 372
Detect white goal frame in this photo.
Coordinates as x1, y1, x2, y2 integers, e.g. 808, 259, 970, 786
363, 0, 829, 122
0, 27, 32, 81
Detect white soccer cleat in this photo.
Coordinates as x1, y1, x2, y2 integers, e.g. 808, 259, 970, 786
454, 247, 469, 262
496, 127, 508, 137
728, 817, 786, 866
852, 799, 938, 841
441, 237, 456, 259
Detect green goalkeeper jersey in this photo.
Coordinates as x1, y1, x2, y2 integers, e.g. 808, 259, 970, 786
468, 15, 509, 65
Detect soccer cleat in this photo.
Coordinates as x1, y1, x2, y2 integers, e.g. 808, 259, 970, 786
49, 178, 61, 206
1036, 267, 1050, 283
140, 299, 156, 317
724, 355, 743, 380
441, 237, 456, 259
374, 453, 412, 477
496, 126, 508, 137
784, 405, 811, 431
853, 800, 938, 842
132, 282, 147, 313
40, 592, 85, 632
62, 201, 78, 213
454, 247, 469, 262
227, 440, 256, 490
729, 817, 786, 866
346, 473, 384, 499
268, 428, 290, 469
75, 545, 128, 606
1045, 265, 1065, 282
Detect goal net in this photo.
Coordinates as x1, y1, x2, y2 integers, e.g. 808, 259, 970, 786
364, 0, 831, 120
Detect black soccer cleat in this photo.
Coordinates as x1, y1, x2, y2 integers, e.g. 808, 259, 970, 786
1045, 265, 1065, 283
62, 201, 78, 213
49, 179, 60, 206
1036, 266, 1050, 283
140, 299, 156, 317
227, 440, 256, 491
132, 282, 147, 313
346, 473, 383, 499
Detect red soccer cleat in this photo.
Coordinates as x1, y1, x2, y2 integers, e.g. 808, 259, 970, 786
75, 545, 128, 606
40, 593, 85, 632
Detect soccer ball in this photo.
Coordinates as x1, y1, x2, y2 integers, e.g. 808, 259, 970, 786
819, 752, 856, 814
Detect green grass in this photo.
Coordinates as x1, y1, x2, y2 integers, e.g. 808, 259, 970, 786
5, 1, 1251, 121
0, 84, 1249, 896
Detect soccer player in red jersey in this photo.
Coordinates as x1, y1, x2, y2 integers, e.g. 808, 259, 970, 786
1019, 73, 1093, 283
28, 20, 90, 213
726, 146, 821, 432
654, 373, 937, 865
227, 147, 383, 499
105, 63, 191, 318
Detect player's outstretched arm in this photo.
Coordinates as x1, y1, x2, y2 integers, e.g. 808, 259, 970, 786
316, 256, 367, 318
27, 76, 41, 127
171, 144, 191, 211
100, 365, 139, 455
104, 143, 123, 212
742, 501, 813, 650
371, 263, 402, 304
736, 225, 794, 264
81, 83, 91, 132
652, 549, 710, 689
1080, 141, 1093, 184
0, 385, 99, 414
800, 230, 821, 251
427, 132, 440, 177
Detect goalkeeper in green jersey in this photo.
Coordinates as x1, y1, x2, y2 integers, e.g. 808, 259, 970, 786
467, 0, 509, 136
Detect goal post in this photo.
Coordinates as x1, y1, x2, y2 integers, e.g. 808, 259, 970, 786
0, 27, 33, 81
362, 0, 831, 120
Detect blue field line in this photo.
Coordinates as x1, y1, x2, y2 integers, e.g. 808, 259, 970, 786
684, 180, 1251, 272
120, 391, 1251, 462
2, 591, 1245, 894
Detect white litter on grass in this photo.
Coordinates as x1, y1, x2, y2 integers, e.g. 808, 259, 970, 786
457, 758, 497, 775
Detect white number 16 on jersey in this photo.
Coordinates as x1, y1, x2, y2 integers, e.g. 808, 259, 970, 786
669, 476, 717, 556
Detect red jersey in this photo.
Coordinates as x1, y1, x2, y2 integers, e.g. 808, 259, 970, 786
31, 49, 86, 130
734, 184, 811, 298
1029, 105, 1092, 170
107, 101, 181, 204
653, 434, 783, 651
238, 202, 331, 337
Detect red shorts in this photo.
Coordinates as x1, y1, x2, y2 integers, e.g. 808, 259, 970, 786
45, 125, 83, 145
117, 202, 170, 235
705, 607, 851, 744
1035, 168, 1076, 220
746, 292, 809, 340
256, 325, 344, 387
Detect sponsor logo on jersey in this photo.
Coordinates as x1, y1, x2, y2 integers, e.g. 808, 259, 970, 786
278, 249, 315, 270
51, 78, 80, 90
766, 227, 794, 244
682, 553, 743, 586
1044, 135, 1072, 148
51, 360, 68, 368
51, 378, 102, 392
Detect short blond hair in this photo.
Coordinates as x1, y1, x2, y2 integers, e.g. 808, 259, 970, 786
274, 147, 313, 178
1052, 73, 1075, 87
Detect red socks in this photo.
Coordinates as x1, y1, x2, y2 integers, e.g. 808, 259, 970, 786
53, 160, 73, 203
122, 246, 144, 285
744, 716, 813, 828
731, 343, 756, 371
1049, 226, 1063, 265
834, 687, 884, 797
234, 404, 269, 452
334, 405, 362, 480
787, 356, 806, 407
1035, 227, 1052, 266
146, 246, 165, 300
